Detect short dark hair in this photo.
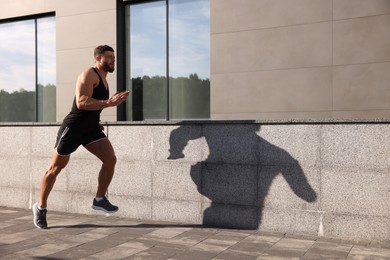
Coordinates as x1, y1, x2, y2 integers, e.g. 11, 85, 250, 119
94, 45, 114, 57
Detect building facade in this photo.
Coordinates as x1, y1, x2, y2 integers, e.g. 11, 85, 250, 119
0, 0, 389, 122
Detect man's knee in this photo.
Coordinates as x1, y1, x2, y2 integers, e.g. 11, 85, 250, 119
110, 154, 117, 166
47, 152, 69, 177
47, 164, 65, 177
103, 154, 117, 167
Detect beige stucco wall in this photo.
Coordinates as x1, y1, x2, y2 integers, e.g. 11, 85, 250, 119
1, 0, 390, 121
0, 0, 118, 122
210, 0, 390, 120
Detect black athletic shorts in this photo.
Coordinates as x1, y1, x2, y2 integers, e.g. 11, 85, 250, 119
54, 123, 106, 155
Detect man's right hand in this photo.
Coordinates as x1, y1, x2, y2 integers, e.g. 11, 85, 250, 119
108, 90, 130, 106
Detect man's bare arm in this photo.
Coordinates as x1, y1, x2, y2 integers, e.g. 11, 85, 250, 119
75, 70, 129, 111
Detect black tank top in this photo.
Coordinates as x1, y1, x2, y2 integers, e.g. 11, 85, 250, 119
62, 67, 109, 127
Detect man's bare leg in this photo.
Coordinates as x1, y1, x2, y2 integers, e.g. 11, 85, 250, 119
34, 151, 69, 228
85, 138, 118, 213
40, 151, 70, 208
85, 138, 117, 198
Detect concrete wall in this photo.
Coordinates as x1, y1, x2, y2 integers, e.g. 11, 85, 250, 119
211, 0, 390, 120
0, 121, 388, 243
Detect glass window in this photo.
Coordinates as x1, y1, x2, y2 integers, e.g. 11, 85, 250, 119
126, 1, 167, 120
0, 20, 35, 121
37, 16, 56, 122
125, 0, 210, 121
0, 15, 56, 122
169, 0, 210, 119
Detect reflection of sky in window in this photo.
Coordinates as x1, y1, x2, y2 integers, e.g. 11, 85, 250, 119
130, 1, 166, 79
169, 0, 210, 79
129, 0, 210, 79
0, 20, 35, 92
38, 16, 56, 87
0, 17, 55, 93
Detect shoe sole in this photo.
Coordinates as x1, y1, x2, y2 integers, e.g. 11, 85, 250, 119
32, 203, 47, 229
91, 205, 118, 214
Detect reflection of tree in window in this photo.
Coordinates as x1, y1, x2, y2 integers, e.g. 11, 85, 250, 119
0, 84, 55, 122
126, 0, 210, 120
131, 75, 210, 121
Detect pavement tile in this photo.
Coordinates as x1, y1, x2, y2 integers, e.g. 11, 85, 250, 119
0, 249, 15, 258
137, 237, 192, 250
44, 243, 104, 259
271, 237, 315, 250
257, 231, 286, 238
117, 226, 160, 236
228, 240, 274, 256
212, 230, 252, 242
302, 252, 346, 259
302, 241, 353, 259
369, 242, 390, 250
1, 207, 390, 260
347, 245, 390, 259
0, 244, 44, 258
260, 248, 308, 259
47, 230, 109, 246
85, 227, 121, 236
119, 240, 157, 250
187, 228, 222, 236
76, 229, 110, 241
191, 238, 239, 253
49, 234, 90, 246
76, 239, 156, 259
77, 237, 127, 251
168, 249, 219, 260
163, 233, 209, 248
0, 209, 19, 214
6, 243, 76, 259
0, 222, 35, 234
261, 238, 315, 258
47, 217, 96, 229
0, 211, 28, 221
141, 227, 193, 239
285, 233, 321, 241
102, 230, 144, 244
123, 245, 184, 260
135, 227, 216, 250
244, 234, 283, 244
0, 228, 43, 244
0, 222, 14, 230
54, 226, 95, 236
0, 236, 50, 255
80, 246, 145, 259
213, 249, 259, 260
256, 255, 300, 260
318, 237, 344, 243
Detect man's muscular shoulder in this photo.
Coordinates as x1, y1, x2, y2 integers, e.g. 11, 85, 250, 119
78, 68, 99, 88
87, 68, 100, 87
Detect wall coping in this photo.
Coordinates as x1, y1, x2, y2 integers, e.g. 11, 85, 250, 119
0, 118, 389, 127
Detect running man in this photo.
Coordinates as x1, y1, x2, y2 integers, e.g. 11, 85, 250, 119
33, 45, 130, 229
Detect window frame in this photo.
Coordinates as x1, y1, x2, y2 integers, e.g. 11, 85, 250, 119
116, 0, 210, 121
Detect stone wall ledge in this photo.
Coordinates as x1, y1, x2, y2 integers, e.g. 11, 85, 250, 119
1, 118, 389, 127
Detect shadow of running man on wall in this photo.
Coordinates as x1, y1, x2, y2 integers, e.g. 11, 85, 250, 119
168, 124, 317, 230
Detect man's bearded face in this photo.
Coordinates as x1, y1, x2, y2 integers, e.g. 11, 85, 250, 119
100, 52, 115, 73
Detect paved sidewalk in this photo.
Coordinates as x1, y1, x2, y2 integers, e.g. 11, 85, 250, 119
0, 207, 389, 259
